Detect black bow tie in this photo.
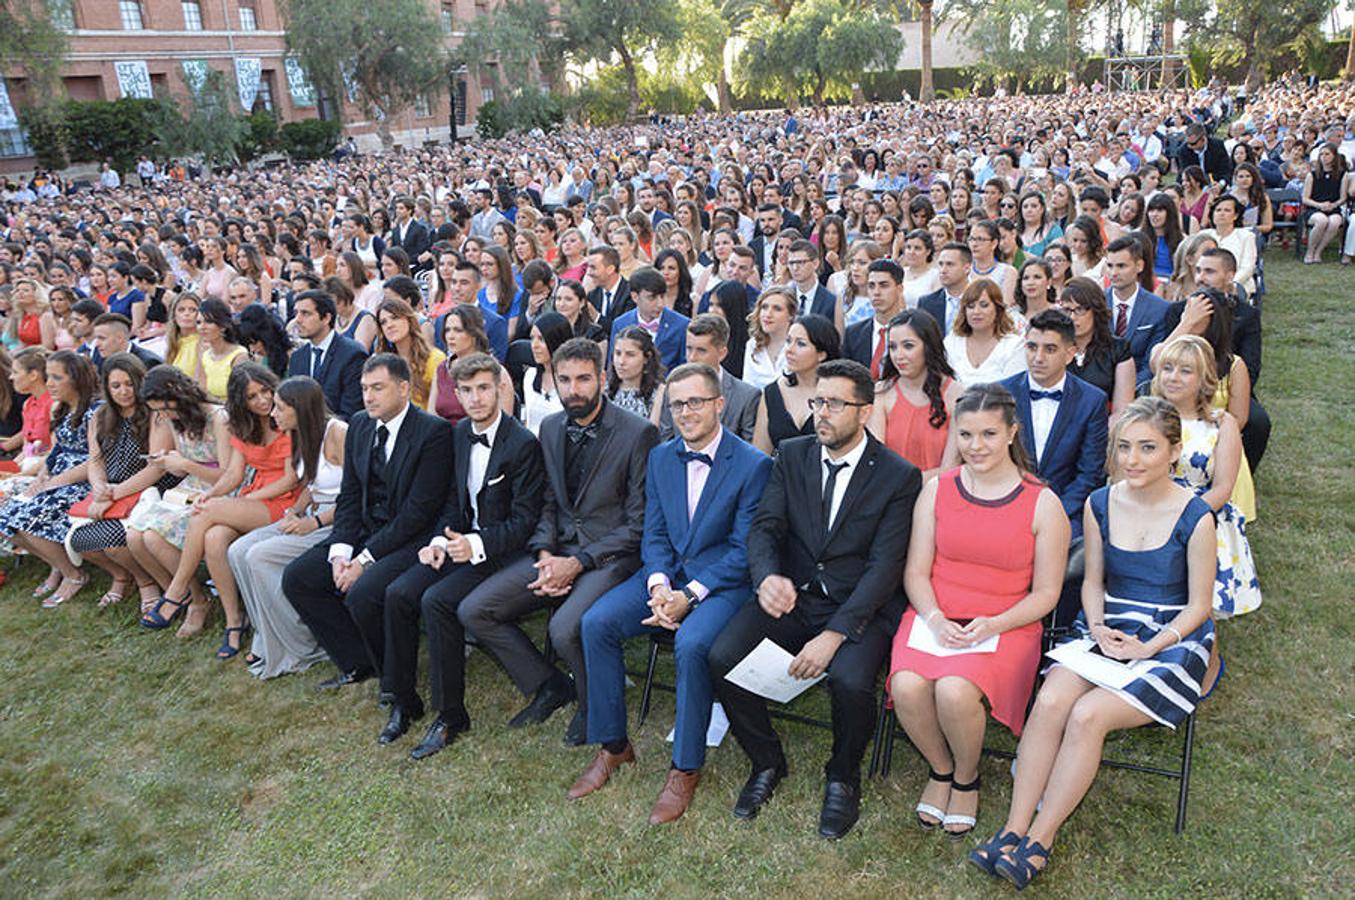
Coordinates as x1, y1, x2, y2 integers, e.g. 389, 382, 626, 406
469, 432, 490, 448
678, 450, 713, 467
1030, 389, 1064, 402
566, 421, 598, 445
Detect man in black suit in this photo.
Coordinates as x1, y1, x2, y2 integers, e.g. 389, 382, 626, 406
843, 259, 906, 378
749, 204, 785, 281
389, 195, 431, 269
458, 338, 658, 745
763, 183, 802, 232
586, 246, 632, 333
90, 313, 162, 371
710, 359, 923, 840
373, 354, 546, 758
787, 240, 836, 320
1175, 122, 1233, 184
283, 354, 454, 688
916, 242, 971, 336
287, 289, 368, 420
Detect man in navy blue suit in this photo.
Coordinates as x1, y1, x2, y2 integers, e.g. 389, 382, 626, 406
843, 259, 907, 377
1103, 235, 1168, 386
787, 240, 836, 319
569, 363, 772, 825
287, 289, 368, 419
610, 266, 689, 372
916, 242, 971, 336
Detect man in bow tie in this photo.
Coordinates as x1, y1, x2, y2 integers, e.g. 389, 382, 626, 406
568, 363, 772, 825
609, 267, 689, 372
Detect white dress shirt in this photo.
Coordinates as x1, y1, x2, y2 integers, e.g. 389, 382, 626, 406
1028, 374, 1066, 464
307, 329, 337, 377
647, 427, 723, 601
432, 412, 501, 565
329, 403, 412, 564
820, 432, 870, 531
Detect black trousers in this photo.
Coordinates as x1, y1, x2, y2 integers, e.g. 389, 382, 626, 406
1242, 396, 1271, 474
377, 559, 495, 724
282, 543, 421, 675
709, 600, 891, 788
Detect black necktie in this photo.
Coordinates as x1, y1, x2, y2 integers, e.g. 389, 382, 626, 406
373, 423, 389, 467
678, 450, 713, 466
566, 421, 598, 445
822, 459, 848, 532
469, 431, 490, 448
311, 345, 323, 378
1029, 389, 1064, 402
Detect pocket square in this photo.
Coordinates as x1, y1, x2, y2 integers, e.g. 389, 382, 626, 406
486, 474, 505, 486
1135, 323, 1153, 331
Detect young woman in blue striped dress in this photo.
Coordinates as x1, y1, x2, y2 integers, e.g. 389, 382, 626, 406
970, 396, 1217, 889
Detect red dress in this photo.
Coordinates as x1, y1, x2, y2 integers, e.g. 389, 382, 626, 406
884, 379, 950, 471
232, 432, 300, 521
18, 314, 43, 347
890, 469, 1045, 735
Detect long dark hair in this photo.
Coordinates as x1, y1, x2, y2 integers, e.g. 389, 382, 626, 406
953, 382, 1032, 473
607, 325, 665, 401
276, 376, 329, 484
653, 248, 693, 317
1144, 192, 1184, 258
531, 311, 574, 393
225, 361, 279, 446
48, 350, 97, 427
1193, 286, 1236, 380
1059, 277, 1113, 357
94, 352, 149, 460
198, 296, 239, 345
141, 364, 214, 439
877, 309, 954, 429
712, 279, 752, 378
235, 304, 293, 378
785, 313, 840, 386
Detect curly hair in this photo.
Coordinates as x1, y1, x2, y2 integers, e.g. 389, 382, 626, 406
225, 361, 280, 445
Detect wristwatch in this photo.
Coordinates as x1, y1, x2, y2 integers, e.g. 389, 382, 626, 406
681, 585, 700, 610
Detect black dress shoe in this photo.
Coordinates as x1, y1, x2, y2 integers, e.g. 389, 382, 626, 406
562, 709, 587, 747
733, 765, 787, 820
378, 703, 425, 744
410, 717, 470, 761
508, 671, 576, 728
317, 666, 374, 690
817, 780, 860, 840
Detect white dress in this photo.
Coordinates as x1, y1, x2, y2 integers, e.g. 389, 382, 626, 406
742, 342, 787, 391
904, 267, 941, 308
943, 332, 1028, 387
522, 366, 564, 436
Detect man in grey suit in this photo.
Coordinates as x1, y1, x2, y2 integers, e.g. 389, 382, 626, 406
457, 338, 659, 745
658, 314, 760, 442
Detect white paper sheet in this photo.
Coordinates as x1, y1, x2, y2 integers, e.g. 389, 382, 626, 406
665, 702, 730, 748
723, 638, 825, 703
1045, 639, 1139, 690
905, 614, 999, 657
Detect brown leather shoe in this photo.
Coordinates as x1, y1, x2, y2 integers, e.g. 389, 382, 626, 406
567, 745, 635, 800
648, 768, 701, 825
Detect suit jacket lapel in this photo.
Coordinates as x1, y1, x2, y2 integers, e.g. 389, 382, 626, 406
385, 411, 416, 492
1010, 379, 1037, 463
804, 440, 828, 547
545, 417, 571, 509
477, 418, 512, 506
1042, 380, 1078, 469
574, 409, 616, 500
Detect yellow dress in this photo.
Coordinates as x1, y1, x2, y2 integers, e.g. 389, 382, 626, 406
415, 348, 447, 410
202, 344, 247, 400
1212, 370, 1257, 523
171, 333, 199, 378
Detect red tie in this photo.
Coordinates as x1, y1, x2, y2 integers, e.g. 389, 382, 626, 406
869, 325, 887, 378
1115, 302, 1129, 338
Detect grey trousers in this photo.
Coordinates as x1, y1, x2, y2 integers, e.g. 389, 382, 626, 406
228, 519, 332, 680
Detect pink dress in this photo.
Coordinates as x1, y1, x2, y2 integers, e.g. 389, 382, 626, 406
890, 469, 1045, 735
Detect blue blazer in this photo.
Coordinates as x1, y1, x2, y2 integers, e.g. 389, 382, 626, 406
1002, 371, 1108, 540
642, 431, 772, 598
610, 307, 690, 372
916, 289, 949, 334
1105, 286, 1169, 385
797, 284, 836, 320
433, 305, 508, 362
287, 332, 368, 420
843, 317, 877, 369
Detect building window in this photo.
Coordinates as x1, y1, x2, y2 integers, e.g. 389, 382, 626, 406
256, 73, 274, 112
0, 125, 32, 159
238, 6, 257, 30
414, 93, 431, 118
181, 1, 203, 30
441, 9, 453, 34
481, 86, 494, 104
120, 1, 144, 30
48, 0, 76, 31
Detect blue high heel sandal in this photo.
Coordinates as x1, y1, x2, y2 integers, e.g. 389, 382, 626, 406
994, 836, 1050, 890
140, 594, 189, 629
968, 829, 1022, 877
216, 625, 249, 660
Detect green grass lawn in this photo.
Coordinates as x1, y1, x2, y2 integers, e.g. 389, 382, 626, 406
2, 252, 1353, 897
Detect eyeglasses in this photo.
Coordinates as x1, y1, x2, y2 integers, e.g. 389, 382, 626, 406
787, 257, 814, 267
669, 396, 720, 413
808, 397, 870, 414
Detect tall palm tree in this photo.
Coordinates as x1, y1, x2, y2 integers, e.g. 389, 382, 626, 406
918, 0, 935, 102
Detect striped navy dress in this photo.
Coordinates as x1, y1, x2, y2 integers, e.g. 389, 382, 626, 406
1060, 486, 1215, 728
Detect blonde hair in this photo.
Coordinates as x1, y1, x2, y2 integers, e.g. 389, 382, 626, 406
747, 286, 799, 352
953, 278, 1015, 337
1151, 335, 1218, 420
1107, 395, 1182, 478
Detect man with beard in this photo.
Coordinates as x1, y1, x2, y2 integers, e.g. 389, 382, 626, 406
286, 289, 368, 420
456, 338, 659, 745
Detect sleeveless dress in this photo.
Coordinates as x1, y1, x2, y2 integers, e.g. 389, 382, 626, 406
127, 408, 229, 548
0, 405, 97, 542
233, 432, 300, 521
17, 313, 43, 347
889, 470, 1046, 735
612, 386, 656, 420
884, 379, 950, 471
171, 334, 199, 377
68, 416, 148, 552
433, 360, 468, 426
1054, 487, 1216, 728
1173, 415, 1261, 618
763, 381, 814, 453
339, 309, 376, 350
201, 345, 246, 400
521, 367, 563, 436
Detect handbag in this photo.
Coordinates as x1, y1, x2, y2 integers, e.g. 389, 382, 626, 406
68, 490, 142, 520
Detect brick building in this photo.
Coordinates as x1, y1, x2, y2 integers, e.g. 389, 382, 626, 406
0, 0, 495, 174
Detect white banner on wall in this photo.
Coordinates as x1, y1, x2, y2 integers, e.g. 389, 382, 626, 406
181, 59, 210, 96
234, 57, 262, 111
115, 61, 153, 99
284, 57, 316, 107
0, 79, 17, 130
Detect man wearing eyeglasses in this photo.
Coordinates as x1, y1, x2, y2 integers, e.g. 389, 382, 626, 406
710, 359, 922, 840
569, 363, 771, 825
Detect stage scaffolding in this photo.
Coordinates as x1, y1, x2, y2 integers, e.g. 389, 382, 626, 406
1104, 55, 1190, 92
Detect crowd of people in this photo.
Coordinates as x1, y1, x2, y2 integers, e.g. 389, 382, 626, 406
1, 76, 1335, 887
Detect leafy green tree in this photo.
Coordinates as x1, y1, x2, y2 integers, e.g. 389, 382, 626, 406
2, 2, 70, 100
736, 0, 904, 106
1180, 0, 1336, 91
950, 0, 1069, 92
562, 0, 683, 121
155, 70, 247, 166
456, 0, 566, 95
279, 0, 450, 148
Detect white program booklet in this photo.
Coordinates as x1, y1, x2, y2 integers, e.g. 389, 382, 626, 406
666, 702, 730, 748
1045, 639, 1141, 690
905, 614, 1000, 657
724, 638, 826, 703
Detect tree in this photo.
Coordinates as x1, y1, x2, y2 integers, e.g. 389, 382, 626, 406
737, 0, 904, 106
562, 0, 683, 121
1182, 0, 1336, 92
279, 0, 450, 149
456, 0, 567, 97
156, 70, 247, 166
949, 0, 1069, 92
1, 2, 69, 99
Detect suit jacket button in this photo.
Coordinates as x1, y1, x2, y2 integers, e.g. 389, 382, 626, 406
816, 562, 824, 571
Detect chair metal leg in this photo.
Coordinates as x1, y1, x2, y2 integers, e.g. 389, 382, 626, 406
542, 606, 557, 666
881, 714, 898, 779
637, 638, 661, 726
868, 690, 891, 778
1175, 711, 1196, 835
